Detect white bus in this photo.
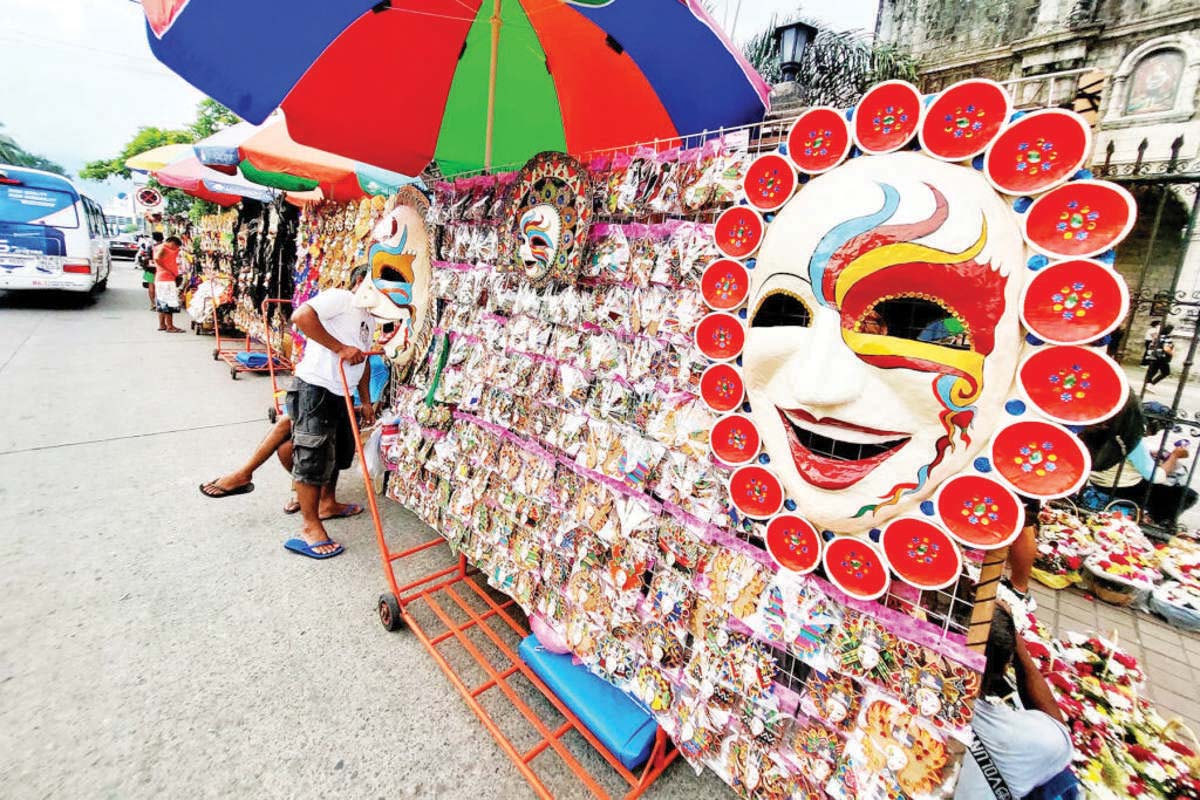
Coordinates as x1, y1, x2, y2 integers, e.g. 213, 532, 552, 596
0, 164, 111, 294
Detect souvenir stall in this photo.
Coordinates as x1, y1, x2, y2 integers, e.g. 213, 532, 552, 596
331, 78, 1200, 800
189, 208, 238, 334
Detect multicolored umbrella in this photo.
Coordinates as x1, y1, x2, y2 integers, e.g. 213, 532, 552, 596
154, 155, 280, 204
141, 0, 769, 175
124, 143, 194, 174
235, 118, 423, 201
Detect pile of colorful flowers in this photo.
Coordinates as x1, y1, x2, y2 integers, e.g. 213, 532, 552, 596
1023, 615, 1200, 799
1032, 506, 1093, 587
1086, 550, 1161, 590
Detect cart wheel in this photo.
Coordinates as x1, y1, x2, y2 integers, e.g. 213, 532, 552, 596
212, 349, 219, 361
378, 593, 404, 632
230, 368, 238, 380
267, 406, 278, 424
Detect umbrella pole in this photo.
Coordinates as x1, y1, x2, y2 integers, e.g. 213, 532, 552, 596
484, 0, 502, 172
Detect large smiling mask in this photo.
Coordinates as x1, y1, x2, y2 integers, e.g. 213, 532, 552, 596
702, 80, 1138, 594
745, 153, 1023, 532
351, 186, 433, 367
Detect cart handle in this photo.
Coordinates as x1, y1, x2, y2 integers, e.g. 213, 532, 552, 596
337, 353, 392, 581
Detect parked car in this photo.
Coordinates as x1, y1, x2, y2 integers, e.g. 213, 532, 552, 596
109, 234, 139, 259
0, 164, 111, 294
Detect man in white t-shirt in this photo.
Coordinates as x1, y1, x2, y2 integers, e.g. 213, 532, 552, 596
285, 266, 380, 559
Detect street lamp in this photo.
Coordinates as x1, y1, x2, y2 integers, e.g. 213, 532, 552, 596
775, 21, 818, 82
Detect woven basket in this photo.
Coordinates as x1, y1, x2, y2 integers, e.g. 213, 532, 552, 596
1084, 568, 1138, 607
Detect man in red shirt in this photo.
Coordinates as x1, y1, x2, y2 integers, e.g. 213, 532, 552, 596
153, 235, 185, 333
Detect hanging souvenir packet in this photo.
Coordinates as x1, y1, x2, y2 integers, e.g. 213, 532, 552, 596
646, 148, 683, 215
845, 692, 956, 800
681, 140, 721, 213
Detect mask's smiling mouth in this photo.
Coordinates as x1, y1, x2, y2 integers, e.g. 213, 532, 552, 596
777, 407, 910, 490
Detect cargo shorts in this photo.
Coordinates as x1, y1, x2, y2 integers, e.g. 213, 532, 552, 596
289, 378, 355, 486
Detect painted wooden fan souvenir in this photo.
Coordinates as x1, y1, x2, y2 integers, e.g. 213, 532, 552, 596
701, 78, 1133, 561
502, 151, 591, 286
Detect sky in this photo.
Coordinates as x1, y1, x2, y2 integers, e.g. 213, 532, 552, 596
0, 1, 878, 206
0, 0, 205, 205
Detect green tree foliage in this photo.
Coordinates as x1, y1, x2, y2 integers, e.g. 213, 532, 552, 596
78, 99, 240, 217
79, 126, 193, 181
188, 98, 240, 140
0, 123, 67, 175
742, 15, 919, 107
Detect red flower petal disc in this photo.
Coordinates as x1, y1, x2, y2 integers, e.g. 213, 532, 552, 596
728, 465, 784, 519
714, 206, 764, 259
701, 258, 750, 311
787, 107, 852, 174
766, 515, 822, 574
699, 363, 745, 413
823, 536, 890, 601
710, 414, 761, 466
1020, 259, 1129, 345
880, 517, 963, 591
694, 312, 745, 362
854, 80, 922, 154
919, 79, 1012, 162
935, 474, 1025, 550
1022, 180, 1137, 259
742, 153, 797, 213
1018, 345, 1128, 425
990, 420, 1090, 499
984, 109, 1091, 195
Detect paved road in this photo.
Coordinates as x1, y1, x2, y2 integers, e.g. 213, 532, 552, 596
0, 264, 722, 799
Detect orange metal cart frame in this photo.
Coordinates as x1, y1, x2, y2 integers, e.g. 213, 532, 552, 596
338, 356, 680, 800
213, 298, 294, 386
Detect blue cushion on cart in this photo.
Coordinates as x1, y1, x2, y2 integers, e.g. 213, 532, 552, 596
518, 634, 658, 771
235, 352, 270, 368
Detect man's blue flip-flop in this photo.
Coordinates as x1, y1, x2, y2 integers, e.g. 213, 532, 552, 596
320, 503, 364, 520
283, 538, 344, 559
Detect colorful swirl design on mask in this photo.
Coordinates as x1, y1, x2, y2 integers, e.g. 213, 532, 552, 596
520, 207, 556, 275
805, 183, 1009, 516
369, 225, 415, 309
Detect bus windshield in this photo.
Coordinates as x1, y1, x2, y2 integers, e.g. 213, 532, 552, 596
0, 184, 80, 229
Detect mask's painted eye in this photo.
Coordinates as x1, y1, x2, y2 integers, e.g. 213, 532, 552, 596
751, 290, 812, 328
858, 296, 970, 350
